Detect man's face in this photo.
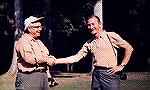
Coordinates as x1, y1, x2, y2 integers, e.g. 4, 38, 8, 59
87, 17, 102, 36
28, 22, 42, 39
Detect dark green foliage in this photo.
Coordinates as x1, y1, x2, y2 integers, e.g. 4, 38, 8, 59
0, 1, 15, 74
0, 0, 150, 74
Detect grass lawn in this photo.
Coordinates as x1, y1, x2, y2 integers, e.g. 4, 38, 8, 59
0, 72, 150, 90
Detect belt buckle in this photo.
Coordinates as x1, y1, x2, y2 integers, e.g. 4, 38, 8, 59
39, 69, 46, 73
40, 69, 43, 72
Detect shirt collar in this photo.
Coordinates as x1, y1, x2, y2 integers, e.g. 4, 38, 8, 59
95, 30, 106, 40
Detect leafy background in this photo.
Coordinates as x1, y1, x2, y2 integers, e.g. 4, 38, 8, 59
0, 0, 150, 74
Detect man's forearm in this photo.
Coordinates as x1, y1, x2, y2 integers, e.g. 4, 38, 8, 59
55, 54, 82, 64
121, 44, 134, 65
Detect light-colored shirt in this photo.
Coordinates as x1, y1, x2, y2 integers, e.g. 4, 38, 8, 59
56, 31, 133, 68
16, 33, 50, 72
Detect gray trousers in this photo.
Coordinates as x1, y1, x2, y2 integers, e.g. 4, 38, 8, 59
15, 72, 48, 90
91, 68, 120, 90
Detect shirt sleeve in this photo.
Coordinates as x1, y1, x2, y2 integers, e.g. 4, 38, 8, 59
16, 39, 37, 65
55, 42, 89, 64
109, 32, 131, 48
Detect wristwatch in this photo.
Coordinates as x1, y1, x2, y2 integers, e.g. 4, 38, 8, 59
120, 63, 126, 67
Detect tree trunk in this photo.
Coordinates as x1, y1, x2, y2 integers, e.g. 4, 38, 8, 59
94, 0, 103, 21
6, 0, 23, 76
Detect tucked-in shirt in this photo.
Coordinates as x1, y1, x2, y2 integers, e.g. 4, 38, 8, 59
56, 31, 132, 68
15, 33, 50, 72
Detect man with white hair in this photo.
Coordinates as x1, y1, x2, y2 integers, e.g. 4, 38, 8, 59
15, 16, 56, 90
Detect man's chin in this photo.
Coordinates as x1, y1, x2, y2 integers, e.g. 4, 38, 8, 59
91, 32, 96, 35
35, 36, 40, 40
37, 33, 40, 37
34, 34, 40, 39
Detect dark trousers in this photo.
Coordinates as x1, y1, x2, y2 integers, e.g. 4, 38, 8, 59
91, 68, 120, 90
15, 72, 48, 90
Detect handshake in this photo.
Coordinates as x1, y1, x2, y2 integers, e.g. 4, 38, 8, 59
39, 55, 78, 66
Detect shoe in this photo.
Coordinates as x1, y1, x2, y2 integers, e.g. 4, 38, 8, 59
49, 81, 59, 87
48, 78, 59, 87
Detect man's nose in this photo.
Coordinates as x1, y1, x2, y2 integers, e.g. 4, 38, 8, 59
88, 25, 93, 29
39, 27, 42, 31
90, 25, 94, 29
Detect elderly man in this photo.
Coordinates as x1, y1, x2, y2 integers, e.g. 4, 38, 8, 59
15, 16, 56, 90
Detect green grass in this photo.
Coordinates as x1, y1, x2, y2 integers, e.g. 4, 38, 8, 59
0, 72, 150, 90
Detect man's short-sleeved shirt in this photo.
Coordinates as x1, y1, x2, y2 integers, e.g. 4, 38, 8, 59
77, 31, 130, 67
15, 33, 49, 72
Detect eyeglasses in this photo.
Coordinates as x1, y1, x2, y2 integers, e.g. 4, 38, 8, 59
29, 26, 43, 29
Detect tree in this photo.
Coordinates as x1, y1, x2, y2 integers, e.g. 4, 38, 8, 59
5, 0, 24, 75
0, 1, 15, 75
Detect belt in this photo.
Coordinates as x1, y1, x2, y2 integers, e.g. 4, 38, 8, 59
18, 69, 46, 74
94, 66, 112, 70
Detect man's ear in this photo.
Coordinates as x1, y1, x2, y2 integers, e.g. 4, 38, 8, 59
99, 24, 103, 30
28, 27, 32, 32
